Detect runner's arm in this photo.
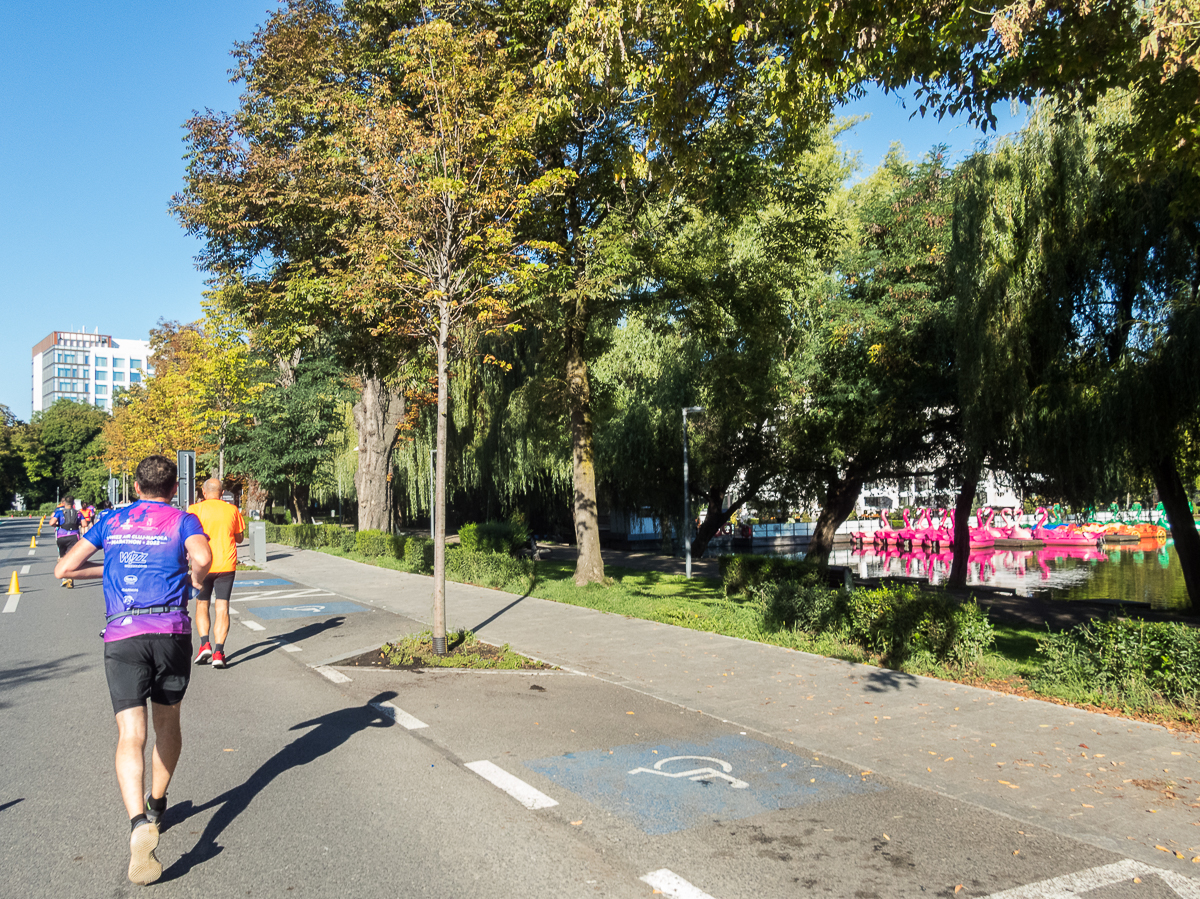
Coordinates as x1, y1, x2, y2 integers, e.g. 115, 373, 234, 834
186, 533, 213, 590
54, 538, 103, 581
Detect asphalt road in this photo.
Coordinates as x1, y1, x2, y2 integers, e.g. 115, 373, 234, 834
1, 518, 1194, 899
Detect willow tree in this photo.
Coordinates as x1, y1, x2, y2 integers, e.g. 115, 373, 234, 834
950, 101, 1200, 603
335, 16, 563, 652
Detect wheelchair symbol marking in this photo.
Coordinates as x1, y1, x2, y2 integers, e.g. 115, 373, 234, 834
628, 755, 749, 789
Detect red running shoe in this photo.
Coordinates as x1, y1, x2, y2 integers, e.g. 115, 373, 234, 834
211, 650, 227, 669
193, 643, 212, 665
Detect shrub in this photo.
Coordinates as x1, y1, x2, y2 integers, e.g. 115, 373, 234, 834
38, 502, 57, 515
1034, 617, 1200, 705
843, 585, 994, 668
458, 517, 528, 555
751, 576, 847, 633
355, 529, 401, 558
444, 547, 534, 591
404, 537, 434, 573
719, 554, 823, 596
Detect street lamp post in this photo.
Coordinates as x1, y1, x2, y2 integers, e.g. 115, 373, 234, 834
682, 406, 704, 579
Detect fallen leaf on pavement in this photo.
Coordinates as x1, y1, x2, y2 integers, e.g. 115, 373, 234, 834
955, 885, 963, 893
1157, 845, 1170, 852
571, 821, 583, 826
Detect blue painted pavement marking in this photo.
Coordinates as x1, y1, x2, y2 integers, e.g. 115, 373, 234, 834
524, 734, 883, 835
232, 579, 295, 587
249, 601, 369, 620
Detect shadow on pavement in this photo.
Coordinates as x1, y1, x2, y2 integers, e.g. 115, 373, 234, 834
0, 798, 25, 814
863, 668, 919, 693
223, 617, 347, 667
159, 691, 398, 881
0, 655, 92, 708
469, 590, 534, 634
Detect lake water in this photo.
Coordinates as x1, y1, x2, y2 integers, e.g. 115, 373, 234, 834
819, 539, 1190, 610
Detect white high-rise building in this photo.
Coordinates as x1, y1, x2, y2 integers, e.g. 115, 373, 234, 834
31, 329, 153, 414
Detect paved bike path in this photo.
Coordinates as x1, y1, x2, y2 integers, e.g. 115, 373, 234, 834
259, 544, 1200, 872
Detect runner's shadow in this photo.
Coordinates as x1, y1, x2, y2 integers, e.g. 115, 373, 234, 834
223, 617, 347, 667
862, 669, 919, 693
159, 691, 398, 881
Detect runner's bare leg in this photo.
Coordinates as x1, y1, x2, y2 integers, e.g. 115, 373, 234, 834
213, 598, 230, 647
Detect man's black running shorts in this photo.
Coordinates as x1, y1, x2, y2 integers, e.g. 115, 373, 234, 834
194, 571, 235, 603
56, 534, 78, 557
103, 634, 193, 713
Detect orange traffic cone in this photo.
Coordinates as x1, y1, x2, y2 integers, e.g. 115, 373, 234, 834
7, 571, 19, 595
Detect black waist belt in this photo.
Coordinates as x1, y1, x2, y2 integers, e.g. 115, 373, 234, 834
105, 605, 180, 625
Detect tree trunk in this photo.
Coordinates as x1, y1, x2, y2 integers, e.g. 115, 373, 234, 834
431, 313, 450, 654
243, 479, 268, 518
290, 482, 310, 525
1149, 452, 1200, 612
691, 483, 743, 559
806, 474, 864, 565
353, 375, 405, 533
948, 470, 980, 588
567, 311, 605, 585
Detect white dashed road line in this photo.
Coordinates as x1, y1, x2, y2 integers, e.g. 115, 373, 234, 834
640, 870, 718, 899
313, 665, 351, 684
27, 549, 35, 556
370, 701, 427, 730
464, 760, 558, 810
20, 565, 30, 575
275, 640, 302, 653
979, 859, 1200, 899
2, 594, 19, 614
241, 620, 266, 631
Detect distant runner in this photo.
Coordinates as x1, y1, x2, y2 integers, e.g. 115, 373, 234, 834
54, 455, 212, 885
51, 495, 82, 588
188, 478, 246, 669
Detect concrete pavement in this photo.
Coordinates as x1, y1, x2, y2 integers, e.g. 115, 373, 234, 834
261, 544, 1200, 874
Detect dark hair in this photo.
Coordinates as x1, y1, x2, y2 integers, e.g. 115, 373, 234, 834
136, 455, 177, 498
63, 495, 74, 506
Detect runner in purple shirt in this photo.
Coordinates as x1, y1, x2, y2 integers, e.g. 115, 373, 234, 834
51, 496, 82, 588
56, 455, 212, 885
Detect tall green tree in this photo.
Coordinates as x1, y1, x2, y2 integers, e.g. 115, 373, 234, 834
226, 352, 351, 522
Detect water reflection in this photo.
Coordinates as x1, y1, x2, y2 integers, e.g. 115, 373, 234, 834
817, 539, 1188, 610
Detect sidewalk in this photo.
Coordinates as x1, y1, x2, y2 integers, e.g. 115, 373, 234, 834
261, 544, 1200, 870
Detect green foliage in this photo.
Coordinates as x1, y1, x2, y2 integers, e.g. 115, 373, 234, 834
458, 518, 527, 555
444, 546, 534, 591
749, 578, 995, 669
380, 629, 547, 670
1034, 617, 1200, 706
355, 529, 403, 558
719, 554, 821, 596
267, 522, 357, 551
404, 537, 434, 573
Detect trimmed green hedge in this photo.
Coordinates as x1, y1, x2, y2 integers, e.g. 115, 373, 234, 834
1034, 617, 1200, 706
355, 529, 404, 558
458, 520, 528, 555
404, 537, 434, 573
267, 522, 355, 552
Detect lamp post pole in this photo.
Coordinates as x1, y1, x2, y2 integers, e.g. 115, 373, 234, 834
682, 406, 704, 579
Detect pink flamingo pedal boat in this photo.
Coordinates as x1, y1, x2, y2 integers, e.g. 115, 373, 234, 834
1032, 507, 1101, 547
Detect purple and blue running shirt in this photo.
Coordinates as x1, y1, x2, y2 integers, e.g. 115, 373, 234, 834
52, 506, 80, 539
82, 500, 206, 643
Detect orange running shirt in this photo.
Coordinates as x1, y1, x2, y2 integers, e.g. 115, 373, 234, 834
187, 498, 247, 574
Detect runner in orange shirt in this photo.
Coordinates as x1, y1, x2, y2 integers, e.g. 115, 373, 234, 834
187, 478, 246, 669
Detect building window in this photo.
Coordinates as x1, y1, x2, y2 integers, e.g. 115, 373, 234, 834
113, 358, 124, 368
95, 385, 107, 396
130, 372, 142, 383
130, 358, 142, 369
95, 356, 107, 367
113, 372, 125, 383
95, 399, 106, 410
95, 370, 106, 381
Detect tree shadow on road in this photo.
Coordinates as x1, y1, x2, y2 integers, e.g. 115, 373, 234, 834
223, 617, 347, 667
862, 668, 919, 693
159, 691, 398, 881
0, 655, 92, 709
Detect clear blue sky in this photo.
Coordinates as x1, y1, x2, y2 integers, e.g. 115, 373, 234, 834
0, 2, 1025, 421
